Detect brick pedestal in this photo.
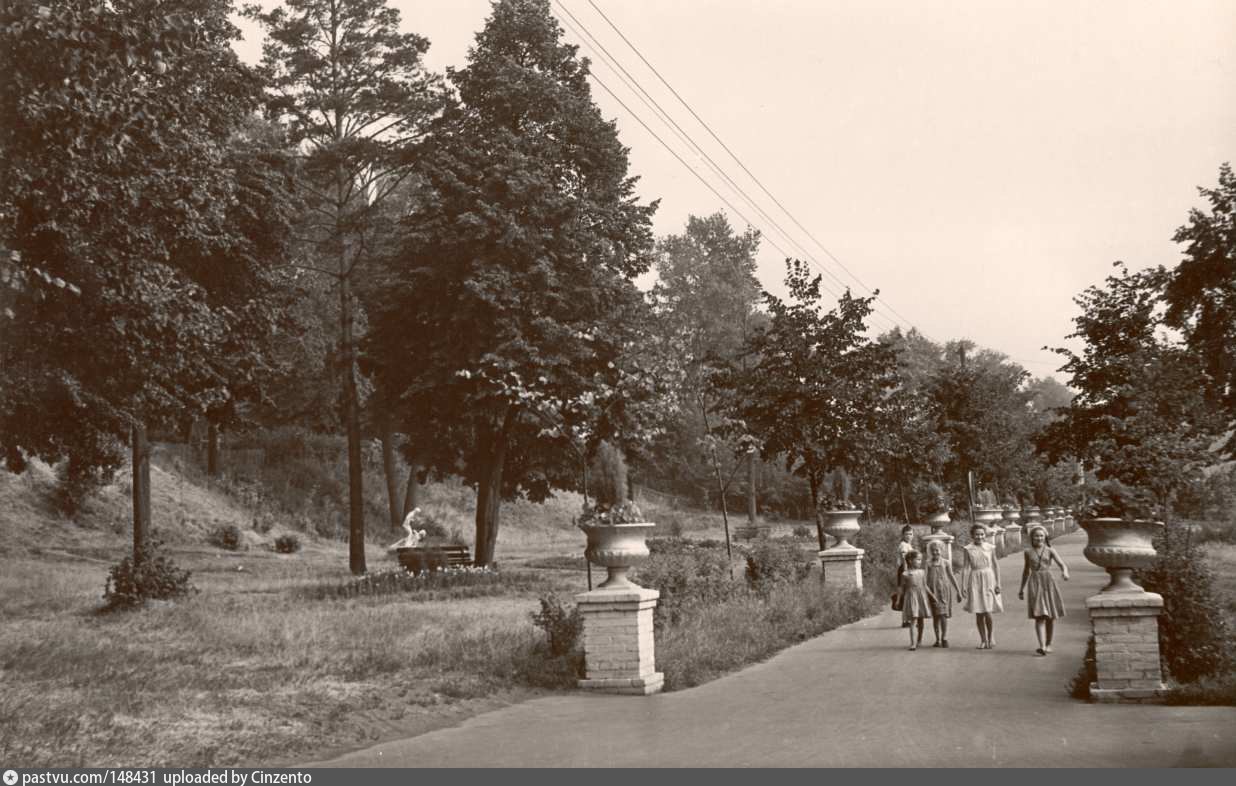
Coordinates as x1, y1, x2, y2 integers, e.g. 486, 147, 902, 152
576, 585, 663, 695
819, 545, 864, 591
1086, 591, 1167, 703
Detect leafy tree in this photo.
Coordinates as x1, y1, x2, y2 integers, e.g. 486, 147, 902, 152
367, 0, 657, 566
0, 0, 297, 563
1160, 163, 1236, 456
247, 0, 444, 573
1044, 263, 1224, 513
647, 213, 763, 525
738, 259, 896, 548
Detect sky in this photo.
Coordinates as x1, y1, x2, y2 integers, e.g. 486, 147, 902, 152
234, 0, 1236, 376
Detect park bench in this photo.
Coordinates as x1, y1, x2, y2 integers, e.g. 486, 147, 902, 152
395, 544, 472, 574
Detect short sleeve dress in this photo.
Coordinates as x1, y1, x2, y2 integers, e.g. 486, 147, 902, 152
895, 539, 916, 582
962, 542, 1003, 614
900, 568, 933, 623
925, 556, 954, 618
1024, 546, 1066, 619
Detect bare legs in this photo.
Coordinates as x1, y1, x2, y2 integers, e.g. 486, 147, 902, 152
1033, 617, 1056, 654
975, 613, 994, 648
909, 618, 924, 649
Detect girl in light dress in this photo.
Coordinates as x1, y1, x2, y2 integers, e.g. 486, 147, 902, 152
1018, 525, 1070, 655
924, 540, 962, 648
897, 551, 939, 650
961, 523, 1002, 649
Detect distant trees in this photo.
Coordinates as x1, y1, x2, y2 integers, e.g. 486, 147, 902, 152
367, 0, 657, 566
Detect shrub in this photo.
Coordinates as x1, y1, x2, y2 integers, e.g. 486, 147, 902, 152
252, 514, 275, 535
102, 540, 196, 610
791, 524, 812, 539
530, 594, 582, 657
273, 533, 301, 554
1138, 525, 1233, 683
633, 538, 737, 628
209, 523, 242, 551
744, 540, 812, 590
854, 519, 903, 594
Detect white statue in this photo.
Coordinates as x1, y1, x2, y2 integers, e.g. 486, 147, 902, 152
388, 508, 428, 551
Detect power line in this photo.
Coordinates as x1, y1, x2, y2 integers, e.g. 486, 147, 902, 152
582, 0, 928, 336
553, 2, 901, 332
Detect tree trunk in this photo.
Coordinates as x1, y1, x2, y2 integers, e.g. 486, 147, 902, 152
206, 420, 220, 477
473, 408, 514, 567
341, 271, 366, 575
808, 470, 826, 551
379, 413, 401, 529
746, 451, 758, 525
401, 446, 427, 519
131, 421, 151, 564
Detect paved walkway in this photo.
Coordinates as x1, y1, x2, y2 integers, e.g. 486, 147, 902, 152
313, 532, 1236, 767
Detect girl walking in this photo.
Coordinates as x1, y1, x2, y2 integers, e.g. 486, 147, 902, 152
897, 551, 938, 650
961, 524, 1002, 649
1018, 525, 1070, 655
924, 540, 962, 647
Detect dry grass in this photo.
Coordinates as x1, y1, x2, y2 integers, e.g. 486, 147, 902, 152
1203, 542, 1236, 630
0, 545, 583, 767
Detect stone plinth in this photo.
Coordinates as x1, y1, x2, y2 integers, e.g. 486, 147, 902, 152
1086, 591, 1168, 704
819, 545, 864, 591
576, 585, 663, 695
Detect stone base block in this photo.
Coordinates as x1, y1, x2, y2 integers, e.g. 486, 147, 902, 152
576, 585, 663, 696
1086, 590, 1167, 703
819, 546, 864, 591
578, 673, 665, 695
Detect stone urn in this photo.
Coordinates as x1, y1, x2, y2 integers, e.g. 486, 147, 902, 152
582, 522, 656, 589
1080, 518, 1163, 593
821, 509, 863, 550
1001, 506, 1022, 549
924, 511, 951, 527
1024, 506, 1043, 525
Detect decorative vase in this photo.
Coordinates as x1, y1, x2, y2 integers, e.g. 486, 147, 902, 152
1025, 507, 1043, 524
821, 509, 862, 549
582, 522, 656, 589
1079, 518, 1163, 593
924, 511, 951, 526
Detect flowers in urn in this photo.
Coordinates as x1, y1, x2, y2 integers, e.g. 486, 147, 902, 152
578, 441, 644, 527
914, 481, 951, 525
1081, 478, 1160, 522
1079, 479, 1163, 593
578, 441, 653, 589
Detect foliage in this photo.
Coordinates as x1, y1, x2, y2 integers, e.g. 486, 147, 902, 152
579, 440, 644, 524
1044, 263, 1224, 508
744, 539, 813, 590
305, 565, 541, 601
1159, 163, 1236, 457
1069, 635, 1097, 700
633, 538, 736, 627
0, 0, 297, 514
853, 520, 905, 594
913, 481, 951, 516
737, 259, 896, 538
366, 0, 657, 566
102, 540, 196, 610
1138, 525, 1233, 684
208, 523, 242, 551
529, 594, 582, 657
273, 533, 301, 554
1081, 478, 1160, 520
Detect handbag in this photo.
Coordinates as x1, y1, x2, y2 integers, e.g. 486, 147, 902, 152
891, 592, 903, 611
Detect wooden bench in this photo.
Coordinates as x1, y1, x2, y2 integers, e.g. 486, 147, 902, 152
395, 545, 472, 574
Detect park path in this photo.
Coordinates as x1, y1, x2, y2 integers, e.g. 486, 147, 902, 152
311, 533, 1236, 767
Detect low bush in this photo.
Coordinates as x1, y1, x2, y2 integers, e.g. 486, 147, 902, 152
273, 534, 300, 554
1138, 525, 1233, 684
102, 540, 196, 610
209, 523, 242, 551
854, 519, 903, 594
744, 539, 812, 590
791, 524, 812, 539
634, 538, 738, 627
530, 594, 582, 657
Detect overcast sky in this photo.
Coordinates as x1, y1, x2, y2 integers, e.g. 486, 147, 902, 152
234, 0, 1236, 376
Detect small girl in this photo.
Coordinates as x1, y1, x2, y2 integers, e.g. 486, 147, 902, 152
1018, 525, 1070, 655
897, 551, 938, 650
961, 524, 1003, 649
924, 540, 962, 648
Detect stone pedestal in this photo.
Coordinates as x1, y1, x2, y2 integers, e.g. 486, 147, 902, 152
576, 586, 664, 695
819, 545, 864, 591
1086, 591, 1167, 704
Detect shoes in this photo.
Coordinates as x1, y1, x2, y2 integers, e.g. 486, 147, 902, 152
909, 645, 917, 651
1035, 648, 1046, 656
1044, 645, 1052, 654
932, 641, 941, 648
942, 640, 950, 648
